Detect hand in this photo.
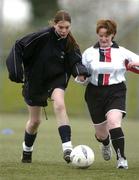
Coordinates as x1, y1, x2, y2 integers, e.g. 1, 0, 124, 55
125, 59, 139, 74
75, 76, 89, 85
127, 62, 136, 68
77, 75, 86, 82
125, 59, 139, 69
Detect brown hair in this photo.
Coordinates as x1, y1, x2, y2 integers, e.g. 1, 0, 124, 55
96, 19, 117, 36
53, 10, 79, 51
54, 10, 71, 24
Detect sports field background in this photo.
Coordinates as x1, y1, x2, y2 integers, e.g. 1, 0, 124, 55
1, 1, 139, 179
1, 69, 139, 119
1, 0, 139, 119
0, 115, 139, 180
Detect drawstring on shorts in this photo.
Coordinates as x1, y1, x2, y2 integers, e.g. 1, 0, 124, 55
43, 107, 48, 120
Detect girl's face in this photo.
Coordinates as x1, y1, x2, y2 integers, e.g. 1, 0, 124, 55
54, 20, 71, 38
97, 28, 114, 48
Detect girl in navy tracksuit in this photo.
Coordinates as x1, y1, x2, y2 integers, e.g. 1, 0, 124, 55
6, 10, 89, 163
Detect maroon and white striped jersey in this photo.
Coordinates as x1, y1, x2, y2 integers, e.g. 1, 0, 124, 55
82, 42, 139, 86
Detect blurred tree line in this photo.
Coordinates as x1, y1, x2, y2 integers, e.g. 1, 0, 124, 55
30, 0, 59, 26
1, 0, 139, 119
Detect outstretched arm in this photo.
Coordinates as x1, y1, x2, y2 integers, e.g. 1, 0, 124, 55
125, 59, 139, 74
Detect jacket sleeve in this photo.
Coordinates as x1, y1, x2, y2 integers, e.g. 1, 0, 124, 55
6, 27, 50, 83
67, 48, 91, 77
6, 40, 24, 83
18, 28, 50, 58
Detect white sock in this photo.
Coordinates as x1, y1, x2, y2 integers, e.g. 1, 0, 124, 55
22, 141, 33, 152
62, 141, 73, 152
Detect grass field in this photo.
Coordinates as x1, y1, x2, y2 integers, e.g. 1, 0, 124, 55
0, 114, 139, 180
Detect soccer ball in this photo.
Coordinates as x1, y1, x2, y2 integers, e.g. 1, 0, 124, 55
70, 145, 95, 168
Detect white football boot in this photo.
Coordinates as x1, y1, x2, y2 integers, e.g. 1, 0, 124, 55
117, 157, 128, 169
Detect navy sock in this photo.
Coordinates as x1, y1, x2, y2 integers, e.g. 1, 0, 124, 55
58, 125, 71, 143
109, 127, 126, 159
24, 131, 37, 147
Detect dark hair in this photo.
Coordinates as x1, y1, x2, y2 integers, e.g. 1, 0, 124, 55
54, 10, 71, 24
53, 10, 79, 51
96, 19, 117, 36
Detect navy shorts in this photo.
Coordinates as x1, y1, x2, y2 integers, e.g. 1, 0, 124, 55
23, 86, 65, 107
85, 82, 126, 124
22, 74, 69, 107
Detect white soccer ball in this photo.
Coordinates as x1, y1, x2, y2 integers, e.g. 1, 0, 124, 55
70, 145, 95, 168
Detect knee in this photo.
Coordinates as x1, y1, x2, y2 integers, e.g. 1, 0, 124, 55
94, 122, 109, 140
95, 129, 109, 140
107, 111, 122, 129
95, 133, 108, 141
28, 118, 41, 129
53, 102, 65, 113
108, 120, 121, 129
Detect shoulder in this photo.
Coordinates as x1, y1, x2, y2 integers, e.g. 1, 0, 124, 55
82, 46, 97, 63
119, 46, 127, 50
83, 46, 95, 54
83, 46, 97, 57
27, 26, 52, 40
18, 27, 52, 46
118, 46, 131, 53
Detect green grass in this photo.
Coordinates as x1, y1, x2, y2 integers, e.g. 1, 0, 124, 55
0, 115, 139, 180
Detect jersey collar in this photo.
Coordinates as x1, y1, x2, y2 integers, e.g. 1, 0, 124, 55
93, 41, 119, 48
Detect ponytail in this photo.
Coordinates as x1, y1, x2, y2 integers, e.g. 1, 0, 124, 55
66, 32, 80, 52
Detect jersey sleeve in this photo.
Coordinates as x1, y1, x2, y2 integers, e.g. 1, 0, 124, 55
82, 48, 93, 74
120, 47, 139, 63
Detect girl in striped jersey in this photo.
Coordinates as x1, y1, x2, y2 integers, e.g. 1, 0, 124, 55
82, 19, 139, 169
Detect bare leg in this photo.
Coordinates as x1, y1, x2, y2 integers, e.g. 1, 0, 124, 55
107, 110, 122, 130
51, 88, 72, 163
26, 105, 42, 134
94, 121, 109, 141
51, 88, 69, 127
